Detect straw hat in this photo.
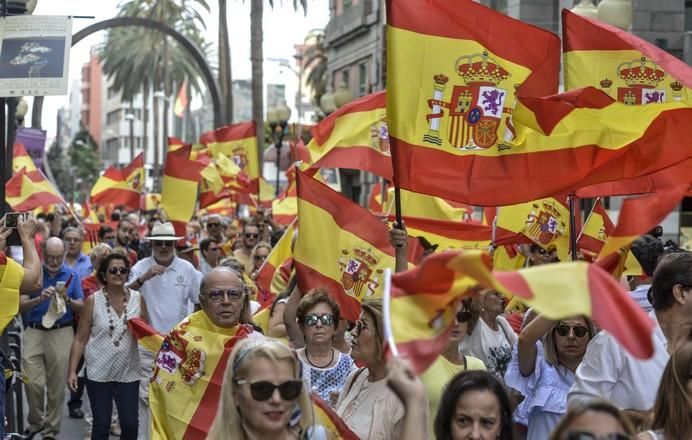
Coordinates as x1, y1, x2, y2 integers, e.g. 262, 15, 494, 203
146, 222, 183, 241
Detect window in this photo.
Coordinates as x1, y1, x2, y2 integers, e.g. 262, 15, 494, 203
344, 0, 352, 9
686, 1, 692, 31
341, 69, 350, 89
358, 63, 367, 96
106, 109, 121, 125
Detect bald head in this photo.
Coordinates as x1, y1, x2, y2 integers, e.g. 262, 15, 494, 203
43, 237, 66, 274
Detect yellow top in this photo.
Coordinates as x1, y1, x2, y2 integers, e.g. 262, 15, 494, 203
421, 354, 486, 434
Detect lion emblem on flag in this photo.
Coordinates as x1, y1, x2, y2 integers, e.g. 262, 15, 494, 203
232, 146, 249, 170
523, 201, 566, 247
338, 247, 382, 300
422, 51, 517, 150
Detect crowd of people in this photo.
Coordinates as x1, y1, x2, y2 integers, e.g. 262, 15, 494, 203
1, 204, 692, 440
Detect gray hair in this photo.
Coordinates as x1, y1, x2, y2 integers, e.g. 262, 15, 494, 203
61, 226, 84, 239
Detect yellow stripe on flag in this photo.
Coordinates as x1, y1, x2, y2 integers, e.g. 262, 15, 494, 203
161, 175, 199, 223
208, 136, 259, 180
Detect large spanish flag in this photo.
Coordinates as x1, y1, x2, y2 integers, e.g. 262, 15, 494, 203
12, 143, 41, 179
200, 121, 259, 193
147, 311, 255, 439
90, 153, 144, 210
294, 170, 414, 320
0, 252, 23, 333
393, 216, 491, 252
307, 91, 392, 179
563, 9, 692, 104
495, 196, 573, 262
384, 187, 474, 223
161, 144, 205, 237
390, 250, 655, 372
6, 168, 66, 211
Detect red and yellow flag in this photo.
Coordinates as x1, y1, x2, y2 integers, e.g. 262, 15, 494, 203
395, 216, 491, 252
384, 187, 474, 223
311, 394, 359, 440
294, 170, 414, 320
563, 9, 692, 103
174, 79, 189, 118
12, 143, 42, 179
146, 311, 255, 439
0, 252, 23, 333
161, 144, 205, 237
90, 153, 144, 210
6, 168, 66, 211
578, 199, 614, 258
307, 91, 392, 179
495, 196, 573, 262
200, 121, 259, 193
255, 221, 295, 307
127, 316, 165, 354
272, 182, 297, 226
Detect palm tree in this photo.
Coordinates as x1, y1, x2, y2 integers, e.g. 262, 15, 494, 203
303, 30, 327, 106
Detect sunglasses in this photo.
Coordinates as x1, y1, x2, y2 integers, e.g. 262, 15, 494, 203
245, 233, 259, 239
206, 289, 244, 302
456, 310, 472, 323
153, 241, 175, 248
107, 267, 129, 275
351, 319, 370, 335
565, 432, 630, 440
207, 223, 221, 227
555, 324, 589, 338
254, 254, 268, 261
235, 379, 303, 401
303, 314, 335, 327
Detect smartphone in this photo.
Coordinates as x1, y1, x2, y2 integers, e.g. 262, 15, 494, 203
3, 212, 24, 228
55, 281, 66, 293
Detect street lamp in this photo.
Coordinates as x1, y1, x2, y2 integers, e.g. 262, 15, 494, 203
597, 0, 632, 30
334, 83, 354, 108
268, 102, 291, 196
124, 112, 136, 162
570, 0, 598, 19
15, 98, 28, 126
319, 92, 337, 115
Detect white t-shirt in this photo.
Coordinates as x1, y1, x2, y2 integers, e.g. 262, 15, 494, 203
460, 315, 517, 381
130, 256, 203, 333
568, 311, 668, 411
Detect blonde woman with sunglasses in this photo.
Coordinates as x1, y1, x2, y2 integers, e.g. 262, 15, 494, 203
208, 339, 326, 440
505, 314, 595, 440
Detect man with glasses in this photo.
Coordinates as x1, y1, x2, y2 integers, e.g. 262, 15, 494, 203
199, 237, 220, 275
205, 214, 226, 243
19, 237, 84, 440
233, 223, 260, 273
62, 227, 92, 280
127, 222, 203, 440
148, 267, 260, 439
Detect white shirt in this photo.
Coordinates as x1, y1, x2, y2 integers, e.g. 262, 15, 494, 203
130, 256, 203, 333
460, 315, 517, 381
567, 311, 668, 411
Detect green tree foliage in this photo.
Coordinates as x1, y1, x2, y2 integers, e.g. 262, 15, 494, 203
68, 130, 102, 199
304, 30, 326, 106
45, 140, 71, 197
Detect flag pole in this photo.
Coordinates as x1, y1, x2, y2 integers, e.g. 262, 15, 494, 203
382, 268, 400, 357
576, 196, 600, 245
568, 192, 579, 261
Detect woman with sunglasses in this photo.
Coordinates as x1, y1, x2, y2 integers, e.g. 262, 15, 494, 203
209, 338, 324, 439
639, 341, 692, 440
295, 289, 355, 407
335, 299, 408, 439
421, 300, 485, 428
67, 253, 148, 440
505, 314, 595, 440
549, 401, 635, 440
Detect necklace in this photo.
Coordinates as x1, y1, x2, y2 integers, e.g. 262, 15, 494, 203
103, 288, 129, 347
305, 347, 335, 369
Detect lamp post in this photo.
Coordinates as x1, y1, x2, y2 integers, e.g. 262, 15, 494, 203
333, 83, 354, 109
268, 103, 291, 196
125, 112, 136, 162
597, 0, 632, 30
570, 0, 598, 19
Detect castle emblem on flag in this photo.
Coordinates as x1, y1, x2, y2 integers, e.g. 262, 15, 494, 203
338, 247, 382, 300
232, 146, 249, 170
523, 200, 566, 247
422, 51, 516, 150
370, 119, 390, 155
613, 57, 666, 105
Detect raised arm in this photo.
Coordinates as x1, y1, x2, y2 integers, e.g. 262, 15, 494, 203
386, 357, 430, 440
517, 314, 555, 377
17, 215, 42, 293
388, 221, 408, 273
282, 279, 305, 348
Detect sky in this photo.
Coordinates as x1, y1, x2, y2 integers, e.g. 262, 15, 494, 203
28, 0, 330, 143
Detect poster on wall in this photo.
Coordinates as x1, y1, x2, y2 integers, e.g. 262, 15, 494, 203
0, 15, 72, 97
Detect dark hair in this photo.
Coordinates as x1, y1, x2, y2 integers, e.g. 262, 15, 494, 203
631, 234, 664, 277
650, 341, 692, 439
434, 370, 515, 440
549, 400, 635, 440
97, 253, 131, 284
117, 219, 134, 231
200, 237, 219, 253
98, 225, 114, 241
650, 251, 692, 311
296, 288, 340, 329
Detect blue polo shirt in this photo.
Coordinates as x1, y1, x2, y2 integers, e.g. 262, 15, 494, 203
25, 264, 84, 327
68, 252, 93, 280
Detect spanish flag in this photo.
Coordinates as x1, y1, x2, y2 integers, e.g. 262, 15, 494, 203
578, 198, 614, 258
127, 316, 165, 354
6, 168, 66, 211
393, 216, 491, 252
12, 143, 41, 179
294, 170, 414, 321
168, 136, 185, 153
307, 91, 392, 179
596, 185, 689, 275
255, 221, 296, 307
200, 121, 259, 193
492, 244, 526, 271
147, 311, 255, 439
0, 252, 23, 333
173, 79, 188, 118
90, 153, 144, 210
390, 250, 655, 372
384, 187, 474, 223
311, 394, 359, 440
161, 144, 205, 237
495, 196, 573, 262
563, 9, 692, 103
272, 181, 298, 226
141, 193, 162, 212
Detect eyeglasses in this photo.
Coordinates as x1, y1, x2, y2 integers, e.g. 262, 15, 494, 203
303, 314, 335, 327
456, 310, 472, 323
153, 241, 175, 248
565, 432, 630, 440
254, 254, 268, 261
235, 380, 303, 401
206, 288, 244, 302
207, 223, 221, 228
208, 247, 220, 252
107, 267, 129, 275
555, 324, 589, 338
245, 233, 259, 239
45, 254, 64, 262
351, 319, 370, 335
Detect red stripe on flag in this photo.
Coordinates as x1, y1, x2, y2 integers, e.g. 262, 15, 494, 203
309, 146, 393, 180
200, 121, 256, 144
294, 260, 362, 321
312, 92, 386, 145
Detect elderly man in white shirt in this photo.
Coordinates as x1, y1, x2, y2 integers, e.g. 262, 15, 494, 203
568, 251, 692, 420
127, 222, 203, 440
